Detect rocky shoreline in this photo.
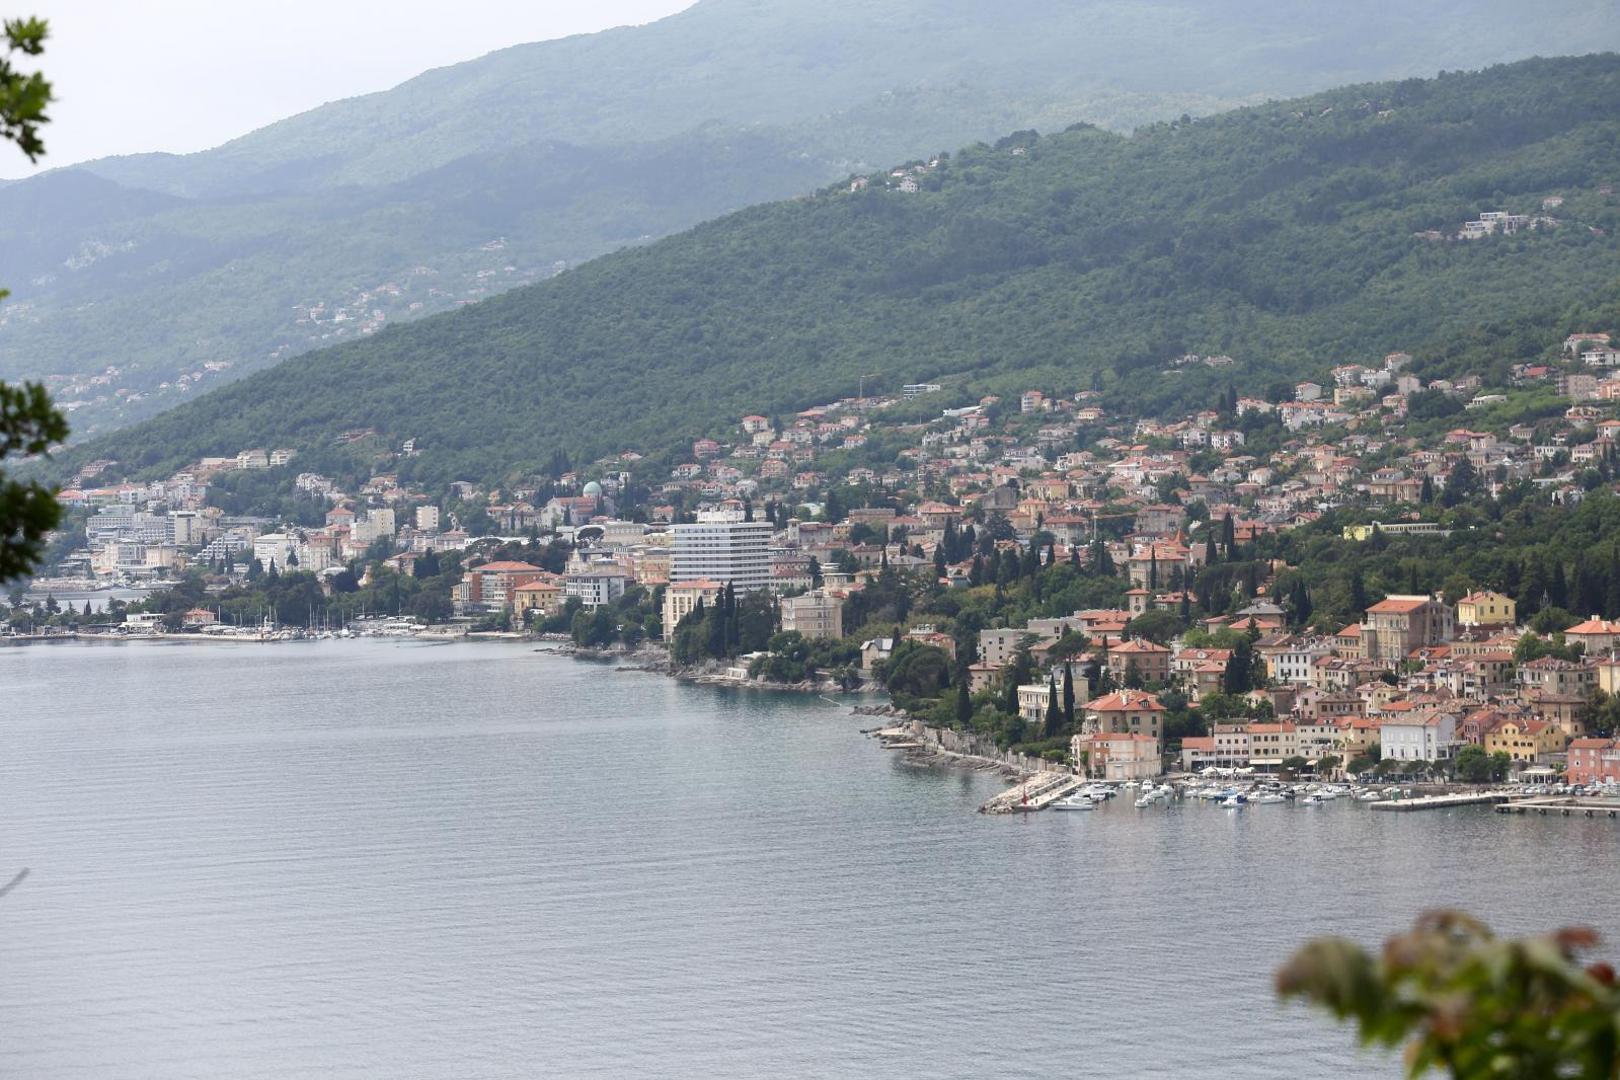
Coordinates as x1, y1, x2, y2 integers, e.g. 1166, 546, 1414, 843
555, 639, 876, 697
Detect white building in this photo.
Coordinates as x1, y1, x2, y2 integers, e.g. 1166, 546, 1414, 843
415, 505, 440, 532
252, 533, 298, 572
1381, 712, 1461, 762
671, 511, 772, 593
1272, 641, 1334, 686
564, 570, 629, 609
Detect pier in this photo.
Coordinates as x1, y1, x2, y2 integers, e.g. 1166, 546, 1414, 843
1369, 792, 1512, 812
980, 773, 1084, 814
1496, 797, 1620, 818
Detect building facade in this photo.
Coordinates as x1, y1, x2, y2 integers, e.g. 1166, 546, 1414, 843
671, 511, 772, 592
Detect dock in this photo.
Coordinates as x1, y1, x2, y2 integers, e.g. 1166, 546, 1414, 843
1496, 797, 1620, 818
980, 772, 1083, 814
1369, 792, 1512, 812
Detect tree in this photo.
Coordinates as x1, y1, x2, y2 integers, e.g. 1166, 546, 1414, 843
955, 675, 972, 726
1453, 744, 1493, 784
1223, 635, 1254, 695
1043, 673, 1062, 738
1278, 911, 1620, 1079
0, 22, 60, 583
1062, 660, 1076, 729
1442, 458, 1480, 508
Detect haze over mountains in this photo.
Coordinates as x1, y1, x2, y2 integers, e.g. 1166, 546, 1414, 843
6, 0, 1620, 439
77, 55, 1620, 488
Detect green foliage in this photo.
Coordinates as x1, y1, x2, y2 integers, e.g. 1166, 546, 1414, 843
0, 17, 48, 162
0, 379, 65, 583
669, 589, 776, 665
0, 19, 59, 585
15, 1, 1620, 439
1277, 911, 1620, 1079
71, 56, 1620, 486
1450, 744, 1511, 784
885, 641, 952, 698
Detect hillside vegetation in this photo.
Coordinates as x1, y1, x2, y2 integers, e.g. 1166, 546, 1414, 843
5, 0, 1620, 437
76, 56, 1620, 485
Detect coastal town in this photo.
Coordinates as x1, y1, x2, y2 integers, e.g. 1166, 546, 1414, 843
13, 328, 1620, 790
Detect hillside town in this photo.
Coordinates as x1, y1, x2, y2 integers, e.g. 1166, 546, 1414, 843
14, 328, 1620, 786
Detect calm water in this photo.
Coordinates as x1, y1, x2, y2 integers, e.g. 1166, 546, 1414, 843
2, 640, 1615, 1079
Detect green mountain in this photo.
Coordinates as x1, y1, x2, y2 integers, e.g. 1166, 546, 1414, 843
76, 55, 1620, 487
6, 0, 1620, 438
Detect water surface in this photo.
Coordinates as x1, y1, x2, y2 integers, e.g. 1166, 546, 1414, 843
2, 640, 1612, 1078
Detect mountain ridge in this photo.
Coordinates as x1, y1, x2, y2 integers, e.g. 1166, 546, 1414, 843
69, 55, 1620, 488
7, 0, 1620, 438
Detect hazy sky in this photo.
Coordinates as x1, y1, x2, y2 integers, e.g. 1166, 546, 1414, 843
0, 0, 696, 178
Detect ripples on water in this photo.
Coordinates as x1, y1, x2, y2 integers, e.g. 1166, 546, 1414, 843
1, 640, 1613, 1078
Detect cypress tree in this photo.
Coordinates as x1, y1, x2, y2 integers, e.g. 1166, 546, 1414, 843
1044, 673, 1062, 739
1062, 660, 1076, 729
956, 677, 972, 726
1550, 561, 1569, 611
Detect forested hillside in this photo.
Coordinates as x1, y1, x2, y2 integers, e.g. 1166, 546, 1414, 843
6, 0, 1619, 437
76, 56, 1620, 485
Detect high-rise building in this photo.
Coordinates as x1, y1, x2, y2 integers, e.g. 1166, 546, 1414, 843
672, 511, 772, 593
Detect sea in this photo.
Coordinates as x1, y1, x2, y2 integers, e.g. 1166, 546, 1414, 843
1, 639, 1613, 1079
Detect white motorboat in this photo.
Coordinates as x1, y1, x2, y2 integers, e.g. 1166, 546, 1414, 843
1053, 795, 1095, 811
1355, 791, 1381, 802
1252, 794, 1286, 804
1301, 794, 1326, 806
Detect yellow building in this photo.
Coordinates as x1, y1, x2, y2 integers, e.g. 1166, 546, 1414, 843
1484, 717, 1566, 763
1456, 590, 1516, 628
513, 578, 565, 620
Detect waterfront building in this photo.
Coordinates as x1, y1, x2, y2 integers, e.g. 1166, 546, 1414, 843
671, 511, 772, 592
1083, 689, 1166, 742
453, 560, 547, 614
513, 578, 565, 621
564, 569, 630, 609
1380, 711, 1461, 762
1567, 737, 1620, 784
662, 579, 725, 636
1073, 732, 1161, 781
1482, 716, 1565, 765
778, 590, 843, 640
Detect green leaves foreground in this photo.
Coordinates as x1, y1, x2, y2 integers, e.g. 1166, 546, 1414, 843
0, 380, 66, 583
0, 17, 48, 162
1277, 911, 1620, 1078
